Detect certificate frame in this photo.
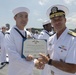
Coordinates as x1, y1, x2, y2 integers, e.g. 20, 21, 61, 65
21, 39, 47, 58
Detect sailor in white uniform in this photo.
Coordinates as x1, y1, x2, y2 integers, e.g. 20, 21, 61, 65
4, 7, 43, 75
26, 30, 33, 38
38, 20, 53, 41
0, 26, 7, 65
33, 30, 39, 39
38, 20, 54, 75
38, 5, 76, 75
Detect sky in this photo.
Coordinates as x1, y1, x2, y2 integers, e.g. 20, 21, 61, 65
0, 0, 76, 29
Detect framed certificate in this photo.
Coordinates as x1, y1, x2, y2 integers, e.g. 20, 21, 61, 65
21, 39, 47, 58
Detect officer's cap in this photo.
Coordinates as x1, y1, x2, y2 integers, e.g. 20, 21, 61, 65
12, 7, 30, 16
43, 20, 51, 26
46, 5, 69, 19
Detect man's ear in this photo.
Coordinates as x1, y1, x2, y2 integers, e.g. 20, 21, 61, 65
65, 18, 66, 22
14, 16, 16, 20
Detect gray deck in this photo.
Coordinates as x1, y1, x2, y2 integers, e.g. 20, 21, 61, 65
0, 64, 8, 75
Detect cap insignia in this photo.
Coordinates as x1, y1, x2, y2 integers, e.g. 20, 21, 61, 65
51, 7, 58, 13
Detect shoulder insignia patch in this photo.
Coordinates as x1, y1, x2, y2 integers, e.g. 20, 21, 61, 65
68, 31, 76, 37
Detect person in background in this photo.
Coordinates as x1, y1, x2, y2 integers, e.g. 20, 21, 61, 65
38, 5, 76, 75
38, 20, 54, 41
4, 7, 43, 75
38, 20, 54, 75
26, 29, 33, 39
6, 24, 10, 31
33, 30, 39, 39
0, 26, 7, 67
5, 25, 10, 64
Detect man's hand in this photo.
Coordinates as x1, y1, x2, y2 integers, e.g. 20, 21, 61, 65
38, 53, 50, 64
26, 55, 34, 61
34, 59, 45, 69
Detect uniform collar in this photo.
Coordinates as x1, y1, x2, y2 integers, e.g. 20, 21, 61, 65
43, 30, 49, 33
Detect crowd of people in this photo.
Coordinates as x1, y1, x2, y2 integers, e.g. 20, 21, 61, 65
0, 4, 76, 75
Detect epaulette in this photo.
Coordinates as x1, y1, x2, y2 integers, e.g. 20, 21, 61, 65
68, 31, 76, 37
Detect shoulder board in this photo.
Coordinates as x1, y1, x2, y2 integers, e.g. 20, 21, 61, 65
68, 31, 76, 37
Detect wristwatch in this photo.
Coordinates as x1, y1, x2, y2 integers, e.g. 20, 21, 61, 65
48, 59, 52, 65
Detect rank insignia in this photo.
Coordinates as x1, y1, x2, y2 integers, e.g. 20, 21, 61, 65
51, 7, 58, 13
59, 45, 67, 52
68, 31, 76, 37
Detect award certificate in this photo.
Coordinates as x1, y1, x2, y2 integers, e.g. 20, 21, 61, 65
22, 39, 47, 58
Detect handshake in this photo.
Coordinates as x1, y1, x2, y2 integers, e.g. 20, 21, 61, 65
26, 53, 51, 69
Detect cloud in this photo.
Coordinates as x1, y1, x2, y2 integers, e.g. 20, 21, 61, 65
33, 11, 40, 16
64, 0, 75, 4
39, 0, 48, 5
67, 13, 76, 25
37, 18, 43, 22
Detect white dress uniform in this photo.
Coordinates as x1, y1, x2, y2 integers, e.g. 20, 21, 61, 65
38, 30, 51, 41
26, 30, 33, 38
33, 33, 39, 39
38, 30, 52, 75
47, 28, 76, 75
0, 31, 6, 63
4, 26, 35, 75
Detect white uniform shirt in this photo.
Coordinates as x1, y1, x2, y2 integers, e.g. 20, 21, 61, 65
33, 33, 39, 39
38, 30, 51, 41
38, 30, 52, 75
0, 31, 5, 48
4, 26, 34, 75
47, 28, 76, 75
0, 31, 6, 62
26, 30, 33, 38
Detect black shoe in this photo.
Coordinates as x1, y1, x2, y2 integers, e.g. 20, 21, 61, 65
5, 62, 9, 64
0, 62, 6, 69
1, 63, 3, 65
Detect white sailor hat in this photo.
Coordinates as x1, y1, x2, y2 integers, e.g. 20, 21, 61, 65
46, 5, 69, 19
43, 20, 51, 26
2, 26, 7, 29
12, 7, 30, 16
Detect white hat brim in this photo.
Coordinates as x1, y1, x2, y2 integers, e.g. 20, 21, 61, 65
46, 5, 69, 18
12, 7, 30, 16
43, 20, 51, 25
